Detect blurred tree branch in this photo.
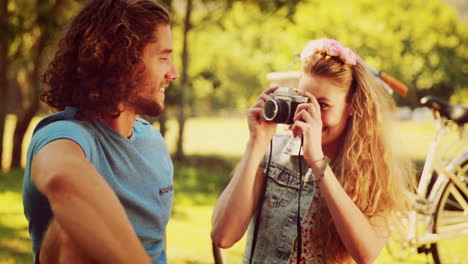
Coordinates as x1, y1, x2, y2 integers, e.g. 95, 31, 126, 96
0, 0, 9, 170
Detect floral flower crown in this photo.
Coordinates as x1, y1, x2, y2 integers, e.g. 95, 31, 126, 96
300, 38, 357, 66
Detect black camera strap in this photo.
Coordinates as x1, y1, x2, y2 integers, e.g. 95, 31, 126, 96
249, 139, 273, 263
296, 137, 304, 264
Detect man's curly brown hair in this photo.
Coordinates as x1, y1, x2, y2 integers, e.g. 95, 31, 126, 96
41, 0, 171, 119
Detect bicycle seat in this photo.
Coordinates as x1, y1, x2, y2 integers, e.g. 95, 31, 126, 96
420, 96, 468, 125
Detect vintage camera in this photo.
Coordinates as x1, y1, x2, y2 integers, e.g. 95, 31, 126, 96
262, 87, 308, 125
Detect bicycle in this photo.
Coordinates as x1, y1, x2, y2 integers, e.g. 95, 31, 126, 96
386, 96, 468, 264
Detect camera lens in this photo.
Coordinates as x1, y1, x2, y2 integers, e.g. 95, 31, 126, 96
263, 99, 289, 123
263, 100, 278, 121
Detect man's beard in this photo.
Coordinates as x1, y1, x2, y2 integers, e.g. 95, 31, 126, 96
132, 94, 164, 116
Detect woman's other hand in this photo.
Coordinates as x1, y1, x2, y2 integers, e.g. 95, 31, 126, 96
247, 86, 279, 144
291, 91, 325, 165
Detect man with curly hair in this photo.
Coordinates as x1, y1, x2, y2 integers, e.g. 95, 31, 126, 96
22, 0, 178, 263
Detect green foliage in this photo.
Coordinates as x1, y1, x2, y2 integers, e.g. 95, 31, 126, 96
167, 0, 467, 114
5, 0, 80, 112
170, 2, 295, 114
450, 87, 468, 104
5, 0, 465, 120
290, 0, 467, 106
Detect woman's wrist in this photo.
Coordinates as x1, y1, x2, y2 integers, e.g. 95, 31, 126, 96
304, 151, 325, 167
308, 156, 325, 165
308, 156, 330, 182
245, 137, 270, 157
248, 134, 271, 149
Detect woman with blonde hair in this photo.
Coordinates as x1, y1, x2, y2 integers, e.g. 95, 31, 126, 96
211, 38, 414, 264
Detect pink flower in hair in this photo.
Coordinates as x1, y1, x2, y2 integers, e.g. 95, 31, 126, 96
300, 38, 357, 66
300, 38, 325, 61
323, 39, 343, 56
339, 47, 357, 66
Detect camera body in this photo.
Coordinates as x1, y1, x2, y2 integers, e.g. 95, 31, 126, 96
262, 87, 308, 125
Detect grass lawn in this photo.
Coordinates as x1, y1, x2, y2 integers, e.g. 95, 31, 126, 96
0, 169, 32, 264
1, 115, 466, 263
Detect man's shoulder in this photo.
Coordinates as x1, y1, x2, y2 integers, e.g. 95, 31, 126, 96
34, 119, 94, 139
30, 112, 96, 159
34, 107, 79, 132
135, 116, 151, 126
134, 117, 162, 137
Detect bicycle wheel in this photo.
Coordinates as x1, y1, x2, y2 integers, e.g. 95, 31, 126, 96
431, 160, 468, 264
386, 210, 415, 260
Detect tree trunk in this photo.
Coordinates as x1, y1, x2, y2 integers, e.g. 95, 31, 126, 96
175, 0, 192, 161
11, 25, 45, 168
11, 103, 38, 167
10, 0, 65, 168
0, 0, 9, 170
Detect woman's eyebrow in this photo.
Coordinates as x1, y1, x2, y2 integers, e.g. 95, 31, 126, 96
316, 96, 331, 103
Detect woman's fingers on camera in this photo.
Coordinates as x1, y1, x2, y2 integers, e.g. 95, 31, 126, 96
291, 121, 307, 137
295, 104, 318, 122
252, 99, 264, 108
253, 90, 272, 107
255, 86, 278, 103
248, 104, 268, 123
265, 86, 279, 95
295, 104, 311, 116
248, 107, 260, 116
293, 108, 313, 123
259, 87, 278, 99
248, 104, 262, 114
303, 92, 320, 112
257, 94, 271, 103
303, 91, 315, 102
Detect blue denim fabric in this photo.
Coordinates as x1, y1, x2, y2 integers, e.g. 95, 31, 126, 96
242, 132, 318, 264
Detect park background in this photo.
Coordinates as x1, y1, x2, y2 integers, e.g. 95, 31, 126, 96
0, 0, 467, 263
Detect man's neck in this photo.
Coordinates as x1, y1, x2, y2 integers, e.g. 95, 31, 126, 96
100, 110, 136, 138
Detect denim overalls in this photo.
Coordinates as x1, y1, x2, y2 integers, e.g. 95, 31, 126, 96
242, 131, 324, 264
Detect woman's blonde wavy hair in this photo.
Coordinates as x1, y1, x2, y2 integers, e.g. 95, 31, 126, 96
302, 54, 416, 263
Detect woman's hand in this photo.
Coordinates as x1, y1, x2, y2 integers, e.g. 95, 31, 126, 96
246, 86, 279, 144
290, 91, 324, 165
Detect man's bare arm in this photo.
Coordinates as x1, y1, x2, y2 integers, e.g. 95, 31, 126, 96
32, 139, 150, 264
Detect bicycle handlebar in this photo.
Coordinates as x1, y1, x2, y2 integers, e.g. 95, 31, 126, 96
380, 72, 408, 97
363, 62, 409, 97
